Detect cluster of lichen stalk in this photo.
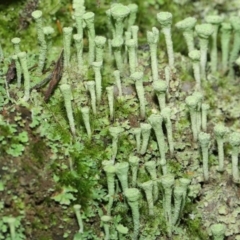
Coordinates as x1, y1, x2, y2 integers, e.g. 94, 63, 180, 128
4, 0, 240, 238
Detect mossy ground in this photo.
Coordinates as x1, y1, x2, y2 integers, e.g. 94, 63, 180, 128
1, 0, 240, 239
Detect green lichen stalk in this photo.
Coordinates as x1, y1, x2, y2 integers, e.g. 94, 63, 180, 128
198, 132, 211, 182
157, 12, 174, 68
109, 126, 123, 163
175, 17, 197, 53
140, 123, 152, 155
185, 95, 199, 141
129, 156, 140, 187
206, 15, 223, 73
5, 217, 16, 240
228, 16, 240, 76
63, 27, 73, 70
220, 23, 232, 72
127, 4, 138, 31
148, 114, 167, 173
132, 128, 141, 153
113, 70, 122, 97
111, 4, 130, 39
145, 160, 158, 202
172, 185, 184, 226
31, 10, 47, 74
179, 178, 191, 220
92, 61, 103, 103
11, 37, 21, 53
112, 37, 124, 72
161, 107, 174, 155
195, 24, 213, 80
115, 162, 129, 192
101, 215, 112, 240
188, 50, 201, 90
131, 72, 145, 119
106, 86, 114, 121
201, 103, 210, 131
104, 165, 116, 215
83, 12, 95, 64
161, 174, 175, 237
140, 180, 154, 216
229, 132, 240, 183
214, 124, 228, 172
95, 36, 106, 62
126, 39, 137, 75
153, 80, 168, 111
131, 25, 139, 63
73, 0, 85, 36
73, 204, 84, 233
147, 27, 159, 82
81, 106, 91, 139
124, 188, 140, 240
59, 84, 76, 136
86, 81, 97, 115
73, 34, 83, 72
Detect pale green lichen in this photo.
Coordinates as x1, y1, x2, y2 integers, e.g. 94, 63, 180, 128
188, 50, 201, 89
195, 24, 213, 79
214, 124, 228, 172
148, 114, 166, 172
109, 126, 124, 163
229, 132, 240, 183
131, 72, 145, 119
59, 84, 76, 136
210, 223, 226, 240
73, 33, 83, 72
161, 107, 174, 156
161, 174, 175, 237
115, 162, 129, 192
104, 165, 116, 215
140, 123, 152, 155
124, 188, 140, 240
129, 156, 140, 187
86, 81, 97, 115
92, 61, 103, 103
63, 27, 73, 70
185, 95, 199, 141
111, 37, 124, 72
83, 12, 95, 64
198, 132, 211, 182
80, 106, 91, 139
147, 27, 159, 82
220, 23, 232, 72
157, 12, 174, 67
73, 204, 84, 233
175, 17, 197, 53
95, 36, 106, 62
101, 215, 112, 240
152, 80, 168, 111
106, 85, 114, 121
126, 39, 137, 75
31, 10, 47, 74
111, 4, 130, 39
145, 160, 158, 202
205, 15, 224, 73
140, 180, 154, 216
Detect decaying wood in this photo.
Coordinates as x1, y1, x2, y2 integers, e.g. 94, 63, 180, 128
6, 60, 16, 84
44, 50, 64, 102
